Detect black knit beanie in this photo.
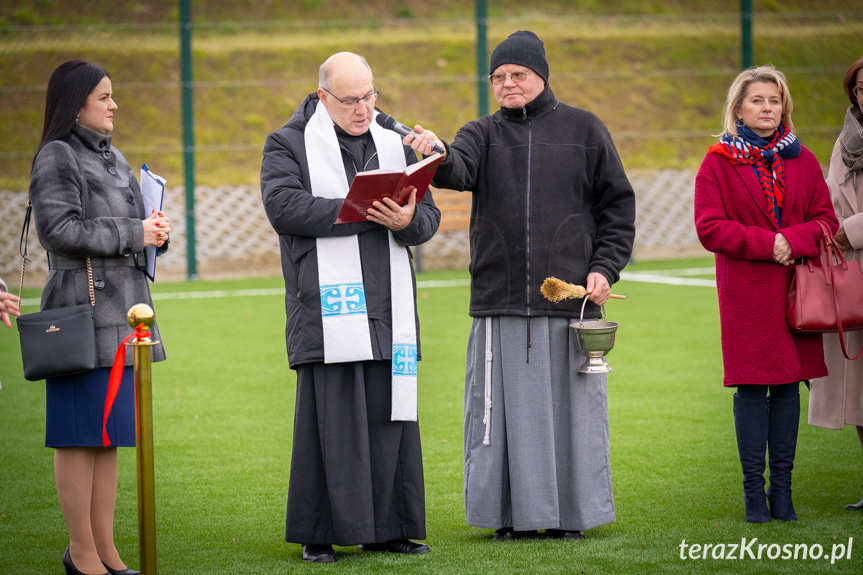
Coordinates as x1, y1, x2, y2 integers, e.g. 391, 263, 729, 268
489, 30, 549, 83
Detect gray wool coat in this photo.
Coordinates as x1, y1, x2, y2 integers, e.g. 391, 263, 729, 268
28, 124, 166, 367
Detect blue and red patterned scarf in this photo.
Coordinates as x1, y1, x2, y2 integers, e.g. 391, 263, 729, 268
709, 123, 801, 226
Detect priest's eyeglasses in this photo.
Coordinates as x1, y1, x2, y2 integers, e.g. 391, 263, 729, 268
488, 70, 531, 85
323, 87, 379, 108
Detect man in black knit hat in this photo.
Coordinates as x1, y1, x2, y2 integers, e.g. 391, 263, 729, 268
405, 30, 635, 541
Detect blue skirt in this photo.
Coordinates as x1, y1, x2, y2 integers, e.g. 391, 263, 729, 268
45, 366, 136, 448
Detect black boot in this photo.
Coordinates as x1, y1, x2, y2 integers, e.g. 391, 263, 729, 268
767, 394, 800, 521
733, 394, 771, 523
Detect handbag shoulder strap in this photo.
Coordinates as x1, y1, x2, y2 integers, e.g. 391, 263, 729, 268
19, 138, 94, 307
834, 289, 863, 361
815, 220, 832, 238
815, 219, 863, 360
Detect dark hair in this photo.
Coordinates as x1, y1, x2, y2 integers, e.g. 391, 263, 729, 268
842, 56, 863, 105
33, 60, 109, 170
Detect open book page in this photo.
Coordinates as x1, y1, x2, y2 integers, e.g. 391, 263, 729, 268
139, 164, 166, 282
358, 152, 441, 177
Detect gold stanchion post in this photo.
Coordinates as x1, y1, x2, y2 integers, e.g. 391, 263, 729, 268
127, 304, 158, 575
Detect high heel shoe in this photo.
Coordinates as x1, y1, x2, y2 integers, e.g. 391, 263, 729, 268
62, 546, 109, 575
102, 564, 140, 575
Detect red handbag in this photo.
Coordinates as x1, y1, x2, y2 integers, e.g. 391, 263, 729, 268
787, 220, 863, 360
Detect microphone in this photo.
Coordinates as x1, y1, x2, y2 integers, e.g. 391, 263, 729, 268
375, 113, 445, 154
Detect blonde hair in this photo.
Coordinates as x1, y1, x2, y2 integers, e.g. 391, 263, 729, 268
720, 65, 794, 138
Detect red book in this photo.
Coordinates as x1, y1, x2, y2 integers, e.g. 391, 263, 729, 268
334, 153, 443, 224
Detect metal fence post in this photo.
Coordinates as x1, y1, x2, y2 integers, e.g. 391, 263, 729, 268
127, 304, 159, 575
741, 0, 753, 69
476, 0, 488, 118
180, 0, 197, 280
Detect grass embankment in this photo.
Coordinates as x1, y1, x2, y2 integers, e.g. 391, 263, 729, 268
0, 0, 857, 25
1, 259, 862, 573
1, 3, 861, 191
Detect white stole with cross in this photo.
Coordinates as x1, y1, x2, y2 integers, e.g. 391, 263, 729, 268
305, 100, 418, 421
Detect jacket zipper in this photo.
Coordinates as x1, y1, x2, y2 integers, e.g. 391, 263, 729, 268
524, 107, 532, 318
524, 107, 532, 361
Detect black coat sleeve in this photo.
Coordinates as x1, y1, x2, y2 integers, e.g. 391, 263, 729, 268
587, 124, 636, 284
260, 129, 375, 238
430, 122, 485, 193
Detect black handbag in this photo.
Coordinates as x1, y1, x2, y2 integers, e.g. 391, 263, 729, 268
16, 144, 98, 381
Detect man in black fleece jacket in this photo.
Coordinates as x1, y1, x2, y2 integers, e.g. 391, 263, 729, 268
406, 30, 636, 542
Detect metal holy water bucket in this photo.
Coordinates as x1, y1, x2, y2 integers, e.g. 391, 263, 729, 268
569, 297, 619, 374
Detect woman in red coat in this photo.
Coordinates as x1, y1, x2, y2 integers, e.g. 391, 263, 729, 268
694, 65, 838, 523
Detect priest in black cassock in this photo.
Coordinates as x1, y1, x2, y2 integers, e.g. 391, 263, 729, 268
260, 52, 440, 564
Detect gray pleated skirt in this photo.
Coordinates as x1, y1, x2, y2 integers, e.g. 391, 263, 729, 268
463, 316, 616, 532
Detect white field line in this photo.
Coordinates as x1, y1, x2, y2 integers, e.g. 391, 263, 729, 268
620, 268, 716, 287
630, 267, 715, 276
19, 271, 714, 307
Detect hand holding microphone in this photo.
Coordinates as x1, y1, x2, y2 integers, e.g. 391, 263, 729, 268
375, 113, 446, 157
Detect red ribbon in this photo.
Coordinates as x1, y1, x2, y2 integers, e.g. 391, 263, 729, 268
102, 323, 149, 447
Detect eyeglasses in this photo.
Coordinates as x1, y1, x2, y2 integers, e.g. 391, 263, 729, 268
854, 84, 863, 100
488, 70, 531, 85
322, 87, 379, 108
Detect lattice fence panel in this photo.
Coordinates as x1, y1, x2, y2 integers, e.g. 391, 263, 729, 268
628, 169, 708, 260
1, 169, 715, 285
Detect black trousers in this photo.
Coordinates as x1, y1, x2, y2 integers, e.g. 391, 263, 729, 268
736, 382, 799, 400
285, 360, 426, 546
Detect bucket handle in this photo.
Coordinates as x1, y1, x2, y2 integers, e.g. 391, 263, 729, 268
579, 297, 606, 325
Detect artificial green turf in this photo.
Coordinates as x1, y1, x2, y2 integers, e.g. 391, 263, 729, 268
1, 259, 861, 573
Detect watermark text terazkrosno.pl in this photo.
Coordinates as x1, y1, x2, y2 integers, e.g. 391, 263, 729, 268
679, 538, 853, 564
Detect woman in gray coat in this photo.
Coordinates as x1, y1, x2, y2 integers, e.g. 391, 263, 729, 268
29, 60, 170, 575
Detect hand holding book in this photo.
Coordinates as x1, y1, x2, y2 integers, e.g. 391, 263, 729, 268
366, 186, 418, 231
139, 164, 166, 281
